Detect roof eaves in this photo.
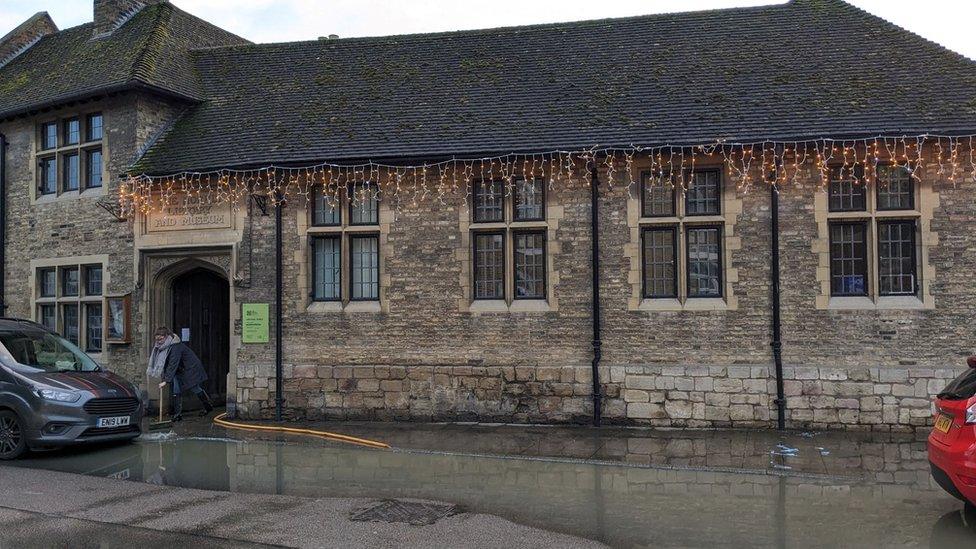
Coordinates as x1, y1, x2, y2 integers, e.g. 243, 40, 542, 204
0, 79, 199, 121
130, 125, 976, 177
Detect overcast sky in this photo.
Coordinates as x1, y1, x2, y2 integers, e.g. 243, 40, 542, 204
2, 0, 974, 60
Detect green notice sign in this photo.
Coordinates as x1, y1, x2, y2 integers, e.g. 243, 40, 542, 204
241, 303, 270, 343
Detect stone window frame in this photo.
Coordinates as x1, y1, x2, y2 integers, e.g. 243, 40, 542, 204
299, 183, 391, 314
627, 164, 742, 312
458, 177, 562, 313
813, 163, 936, 310
33, 110, 106, 202
30, 255, 110, 357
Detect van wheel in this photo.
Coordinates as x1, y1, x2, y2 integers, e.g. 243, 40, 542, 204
0, 411, 26, 460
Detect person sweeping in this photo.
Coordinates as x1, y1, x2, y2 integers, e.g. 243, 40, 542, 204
149, 327, 214, 421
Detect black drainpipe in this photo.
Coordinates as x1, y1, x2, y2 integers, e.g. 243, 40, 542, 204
590, 163, 603, 427
770, 182, 786, 430
274, 189, 284, 422
0, 132, 6, 314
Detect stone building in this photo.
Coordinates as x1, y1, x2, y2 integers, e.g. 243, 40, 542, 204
1, 0, 976, 431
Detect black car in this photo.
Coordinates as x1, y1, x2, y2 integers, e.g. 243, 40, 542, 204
0, 318, 143, 459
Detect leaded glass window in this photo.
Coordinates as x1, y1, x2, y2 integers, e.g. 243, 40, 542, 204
514, 231, 545, 299
641, 171, 676, 217
41, 123, 57, 150
39, 268, 56, 297
473, 180, 504, 222
473, 232, 504, 299
62, 304, 79, 345
86, 150, 103, 189
64, 118, 80, 145
877, 165, 914, 210
829, 222, 868, 296
87, 113, 103, 141
39, 304, 56, 331
35, 115, 105, 199
313, 186, 341, 226
828, 165, 866, 212
40, 157, 57, 195
63, 153, 79, 192
642, 227, 677, 298
35, 263, 105, 351
61, 267, 79, 297
350, 235, 379, 300
349, 183, 379, 225
514, 179, 544, 221
878, 221, 917, 296
685, 170, 721, 215
312, 236, 341, 301
84, 265, 102, 296
85, 303, 102, 353
686, 227, 722, 297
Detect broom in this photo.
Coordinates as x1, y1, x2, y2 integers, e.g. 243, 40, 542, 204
149, 382, 173, 431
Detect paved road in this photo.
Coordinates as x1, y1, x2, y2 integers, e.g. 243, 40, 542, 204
0, 506, 269, 548
0, 465, 601, 548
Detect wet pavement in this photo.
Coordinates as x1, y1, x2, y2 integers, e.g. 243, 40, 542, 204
6, 417, 976, 547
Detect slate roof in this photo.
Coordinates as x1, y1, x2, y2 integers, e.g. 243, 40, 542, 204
6, 1, 976, 175
0, 2, 248, 120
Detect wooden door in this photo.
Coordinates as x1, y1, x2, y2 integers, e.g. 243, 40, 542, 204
171, 269, 229, 401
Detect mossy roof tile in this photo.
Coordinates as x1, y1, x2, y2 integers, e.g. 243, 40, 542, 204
0, 3, 247, 119
132, 0, 976, 174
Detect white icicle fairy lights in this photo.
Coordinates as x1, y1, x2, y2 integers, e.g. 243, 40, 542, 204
117, 134, 976, 219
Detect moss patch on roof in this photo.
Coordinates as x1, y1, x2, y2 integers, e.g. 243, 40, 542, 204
0, 3, 248, 119
129, 0, 976, 174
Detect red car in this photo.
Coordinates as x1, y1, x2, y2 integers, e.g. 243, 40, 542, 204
929, 357, 976, 506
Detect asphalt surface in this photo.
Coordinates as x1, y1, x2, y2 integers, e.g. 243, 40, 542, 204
0, 506, 269, 548
0, 465, 601, 548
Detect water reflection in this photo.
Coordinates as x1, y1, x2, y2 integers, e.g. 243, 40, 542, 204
931, 505, 976, 548
13, 436, 975, 547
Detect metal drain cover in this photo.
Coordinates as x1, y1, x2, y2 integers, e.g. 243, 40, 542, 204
349, 499, 460, 525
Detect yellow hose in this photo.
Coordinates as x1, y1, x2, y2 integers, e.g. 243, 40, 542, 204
212, 412, 390, 449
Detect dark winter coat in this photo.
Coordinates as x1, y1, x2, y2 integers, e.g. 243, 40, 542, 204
162, 342, 208, 390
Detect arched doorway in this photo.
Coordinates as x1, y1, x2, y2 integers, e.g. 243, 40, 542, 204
170, 268, 230, 403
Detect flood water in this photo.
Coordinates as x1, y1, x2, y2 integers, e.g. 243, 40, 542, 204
11, 435, 976, 548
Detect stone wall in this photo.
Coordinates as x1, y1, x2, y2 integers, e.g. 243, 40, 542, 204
231, 147, 975, 431
236, 364, 607, 423
3, 93, 972, 432
0, 91, 186, 384
237, 363, 955, 432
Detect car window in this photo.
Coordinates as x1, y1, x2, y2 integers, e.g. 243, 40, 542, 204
0, 328, 99, 373
939, 368, 976, 400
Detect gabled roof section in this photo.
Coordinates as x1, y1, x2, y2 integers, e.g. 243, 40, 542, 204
0, 12, 58, 70
122, 0, 975, 174
0, 2, 248, 120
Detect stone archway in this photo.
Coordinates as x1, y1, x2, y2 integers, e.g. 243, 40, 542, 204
143, 252, 237, 411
